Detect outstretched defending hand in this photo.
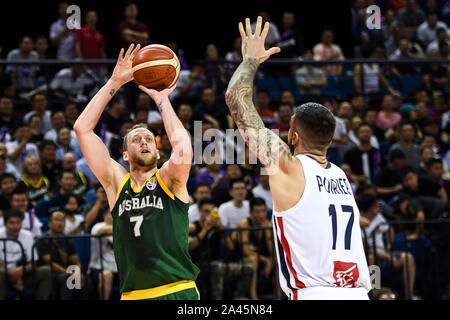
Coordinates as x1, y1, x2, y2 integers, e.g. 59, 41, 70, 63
111, 43, 141, 85
239, 16, 281, 64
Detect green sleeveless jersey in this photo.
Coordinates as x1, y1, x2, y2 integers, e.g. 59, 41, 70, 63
111, 169, 199, 293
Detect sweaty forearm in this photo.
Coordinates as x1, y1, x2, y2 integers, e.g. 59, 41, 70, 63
74, 80, 122, 134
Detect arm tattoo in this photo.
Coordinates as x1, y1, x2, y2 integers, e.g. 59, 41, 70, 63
109, 89, 115, 96
225, 58, 293, 167
157, 100, 163, 113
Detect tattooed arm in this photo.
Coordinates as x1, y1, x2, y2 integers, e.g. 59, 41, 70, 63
138, 84, 192, 203
74, 44, 140, 206
225, 17, 294, 173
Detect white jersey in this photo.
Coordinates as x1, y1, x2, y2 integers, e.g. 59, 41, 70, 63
272, 155, 371, 300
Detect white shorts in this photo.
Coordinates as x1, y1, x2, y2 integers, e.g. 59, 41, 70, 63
293, 287, 369, 300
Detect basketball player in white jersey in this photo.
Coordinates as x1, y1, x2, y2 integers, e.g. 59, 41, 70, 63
225, 16, 371, 300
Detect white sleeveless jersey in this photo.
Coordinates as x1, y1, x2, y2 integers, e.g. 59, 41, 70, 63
272, 155, 371, 299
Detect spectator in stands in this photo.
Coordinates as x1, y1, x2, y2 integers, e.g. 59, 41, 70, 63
188, 198, 250, 299
43, 111, 75, 144
255, 89, 277, 128
421, 48, 448, 94
354, 46, 401, 98
167, 40, 189, 71
426, 158, 450, 196
388, 37, 424, 74
0, 145, 20, 181
376, 94, 402, 130
24, 93, 53, 135
351, 94, 368, 118
64, 103, 80, 129
17, 156, 50, 207
277, 11, 304, 62
89, 210, 117, 300
295, 49, 327, 97
0, 96, 21, 136
390, 122, 422, 170
83, 184, 108, 233
359, 194, 417, 300
324, 98, 347, 166
376, 149, 407, 202
59, 193, 84, 235
401, 166, 448, 215
27, 115, 44, 144
204, 44, 227, 95
177, 103, 195, 136
426, 26, 450, 53
37, 210, 91, 300
5, 36, 39, 94
393, 0, 426, 31
55, 127, 83, 162
344, 123, 383, 185
194, 88, 232, 130
218, 179, 250, 229
212, 164, 245, 207
233, 197, 274, 300
117, 2, 149, 49
58, 153, 89, 198
8, 188, 42, 238
251, 11, 280, 48
252, 169, 273, 212
6, 121, 40, 175
313, 27, 345, 76
363, 110, 384, 144
377, 9, 396, 49
348, 115, 380, 149
100, 96, 126, 135
417, 12, 448, 48
280, 90, 296, 108
75, 11, 106, 78
50, 170, 81, 211
418, 145, 437, 176
270, 104, 292, 143
188, 183, 211, 224
172, 61, 207, 104
352, 8, 376, 57
0, 208, 52, 300
0, 173, 16, 215
50, 2, 77, 60
39, 140, 61, 188
225, 37, 243, 75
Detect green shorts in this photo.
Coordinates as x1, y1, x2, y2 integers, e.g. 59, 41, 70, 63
146, 287, 199, 300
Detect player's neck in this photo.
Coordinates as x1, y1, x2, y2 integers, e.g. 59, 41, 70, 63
129, 165, 158, 187
295, 148, 328, 168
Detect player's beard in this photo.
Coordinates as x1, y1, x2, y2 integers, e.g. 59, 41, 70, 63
135, 153, 157, 169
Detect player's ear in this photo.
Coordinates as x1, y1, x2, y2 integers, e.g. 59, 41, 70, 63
122, 151, 129, 162
156, 149, 160, 160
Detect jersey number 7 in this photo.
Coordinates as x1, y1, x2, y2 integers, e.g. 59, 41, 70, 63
329, 204, 354, 250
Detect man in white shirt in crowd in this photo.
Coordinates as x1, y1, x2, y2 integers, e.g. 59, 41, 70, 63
188, 183, 212, 224
43, 111, 77, 143
6, 122, 40, 175
252, 168, 273, 212
89, 210, 117, 300
49, 2, 77, 60
0, 208, 52, 299
218, 179, 250, 229
23, 93, 53, 135
417, 12, 448, 47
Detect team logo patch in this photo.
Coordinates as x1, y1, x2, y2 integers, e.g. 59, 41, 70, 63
333, 261, 359, 288
146, 177, 157, 190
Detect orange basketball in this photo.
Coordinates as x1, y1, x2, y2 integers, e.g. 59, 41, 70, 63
132, 44, 180, 91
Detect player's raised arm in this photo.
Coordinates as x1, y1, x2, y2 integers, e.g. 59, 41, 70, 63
225, 17, 294, 174
138, 85, 192, 203
74, 44, 141, 207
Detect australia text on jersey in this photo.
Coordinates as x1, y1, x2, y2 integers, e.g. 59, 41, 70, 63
118, 195, 163, 216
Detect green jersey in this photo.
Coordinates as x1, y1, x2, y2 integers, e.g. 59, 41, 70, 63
111, 169, 199, 294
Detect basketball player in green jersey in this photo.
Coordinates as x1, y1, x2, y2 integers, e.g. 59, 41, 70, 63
74, 44, 200, 300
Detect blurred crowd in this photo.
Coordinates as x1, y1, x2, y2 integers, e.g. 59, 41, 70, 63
0, 0, 449, 300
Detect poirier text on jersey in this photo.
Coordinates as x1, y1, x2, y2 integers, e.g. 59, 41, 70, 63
118, 195, 164, 216
316, 175, 352, 196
